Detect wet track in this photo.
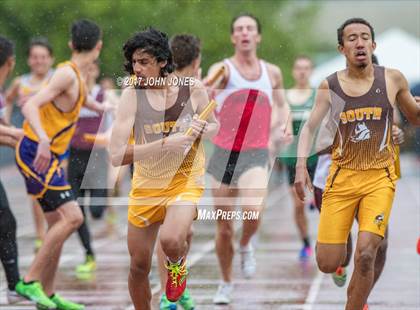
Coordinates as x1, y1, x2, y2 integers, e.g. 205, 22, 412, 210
1, 154, 419, 309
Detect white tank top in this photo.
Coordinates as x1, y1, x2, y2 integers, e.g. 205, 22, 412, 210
215, 59, 273, 112
212, 58, 273, 151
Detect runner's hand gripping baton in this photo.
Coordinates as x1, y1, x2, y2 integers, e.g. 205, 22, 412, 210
184, 99, 217, 154
185, 99, 217, 137
205, 66, 225, 87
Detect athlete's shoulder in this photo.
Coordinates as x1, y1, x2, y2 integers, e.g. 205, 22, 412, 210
263, 61, 283, 88
264, 61, 281, 77
330, 68, 345, 79
51, 65, 77, 83
264, 61, 281, 73
385, 67, 406, 85
120, 85, 137, 97
318, 79, 330, 90
190, 78, 205, 90
41, 66, 75, 95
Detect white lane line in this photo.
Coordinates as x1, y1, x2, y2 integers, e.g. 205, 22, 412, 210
302, 269, 324, 310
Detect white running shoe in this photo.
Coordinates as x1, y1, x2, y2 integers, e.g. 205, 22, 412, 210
240, 243, 256, 279
7, 289, 25, 304
213, 282, 233, 305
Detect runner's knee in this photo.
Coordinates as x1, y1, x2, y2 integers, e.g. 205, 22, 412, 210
129, 255, 151, 278
316, 246, 344, 273
160, 233, 185, 255
63, 204, 84, 230
217, 220, 234, 239
317, 257, 341, 273
355, 247, 376, 276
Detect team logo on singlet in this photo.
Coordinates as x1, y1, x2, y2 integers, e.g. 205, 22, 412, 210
374, 212, 385, 230
60, 191, 71, 200
350, 122, 371, 143
340, 107, 382, 124
143, 114, 193, 135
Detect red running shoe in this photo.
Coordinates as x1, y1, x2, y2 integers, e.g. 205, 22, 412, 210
165, 258, 188, 302
363, 304, 369, 310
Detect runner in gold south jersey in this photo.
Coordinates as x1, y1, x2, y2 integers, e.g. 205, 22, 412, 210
110, 28, 218, 310
128, 83, 206, 227
295, 18, 420, 310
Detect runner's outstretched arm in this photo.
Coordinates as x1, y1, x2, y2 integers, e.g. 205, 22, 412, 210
390, 69, 420, 126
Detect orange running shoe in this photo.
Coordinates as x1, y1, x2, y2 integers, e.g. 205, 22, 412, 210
165, 258, 188, 302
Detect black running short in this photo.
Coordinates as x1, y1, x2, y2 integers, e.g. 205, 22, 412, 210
207, 145, 268, 186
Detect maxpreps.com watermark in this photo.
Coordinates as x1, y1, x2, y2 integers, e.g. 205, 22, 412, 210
197, 209, 260, 221
116, 76, 196, 87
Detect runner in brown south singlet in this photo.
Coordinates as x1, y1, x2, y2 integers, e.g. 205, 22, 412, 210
110, 28, 219, 309
312, 55, 406, 297
328, 65, 395, 170
294, 18, 420, 310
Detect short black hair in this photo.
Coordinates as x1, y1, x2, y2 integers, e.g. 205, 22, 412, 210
0, 35, 14, 67
170, 34, 201, 70
71, 19, 101, 52
337, 18, 375, 46
123, 27, 174, 76
231, 13, 261, 34
28, 36, 53, 56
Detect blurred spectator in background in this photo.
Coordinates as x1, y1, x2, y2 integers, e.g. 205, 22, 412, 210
5, 37, 54, 252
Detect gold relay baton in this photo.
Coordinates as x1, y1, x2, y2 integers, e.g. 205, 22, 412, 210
83, 133, 109, 147
183, 100, 217, 155
185, 99, 217, 136
205, 66, 225, 87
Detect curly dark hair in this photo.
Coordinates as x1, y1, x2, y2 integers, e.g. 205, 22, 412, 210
170, 34, 201, 70
337, 18, 375, 46
123, 27, 174, 76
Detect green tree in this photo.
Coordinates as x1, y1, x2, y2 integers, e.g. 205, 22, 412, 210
0, 0, 321, 85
